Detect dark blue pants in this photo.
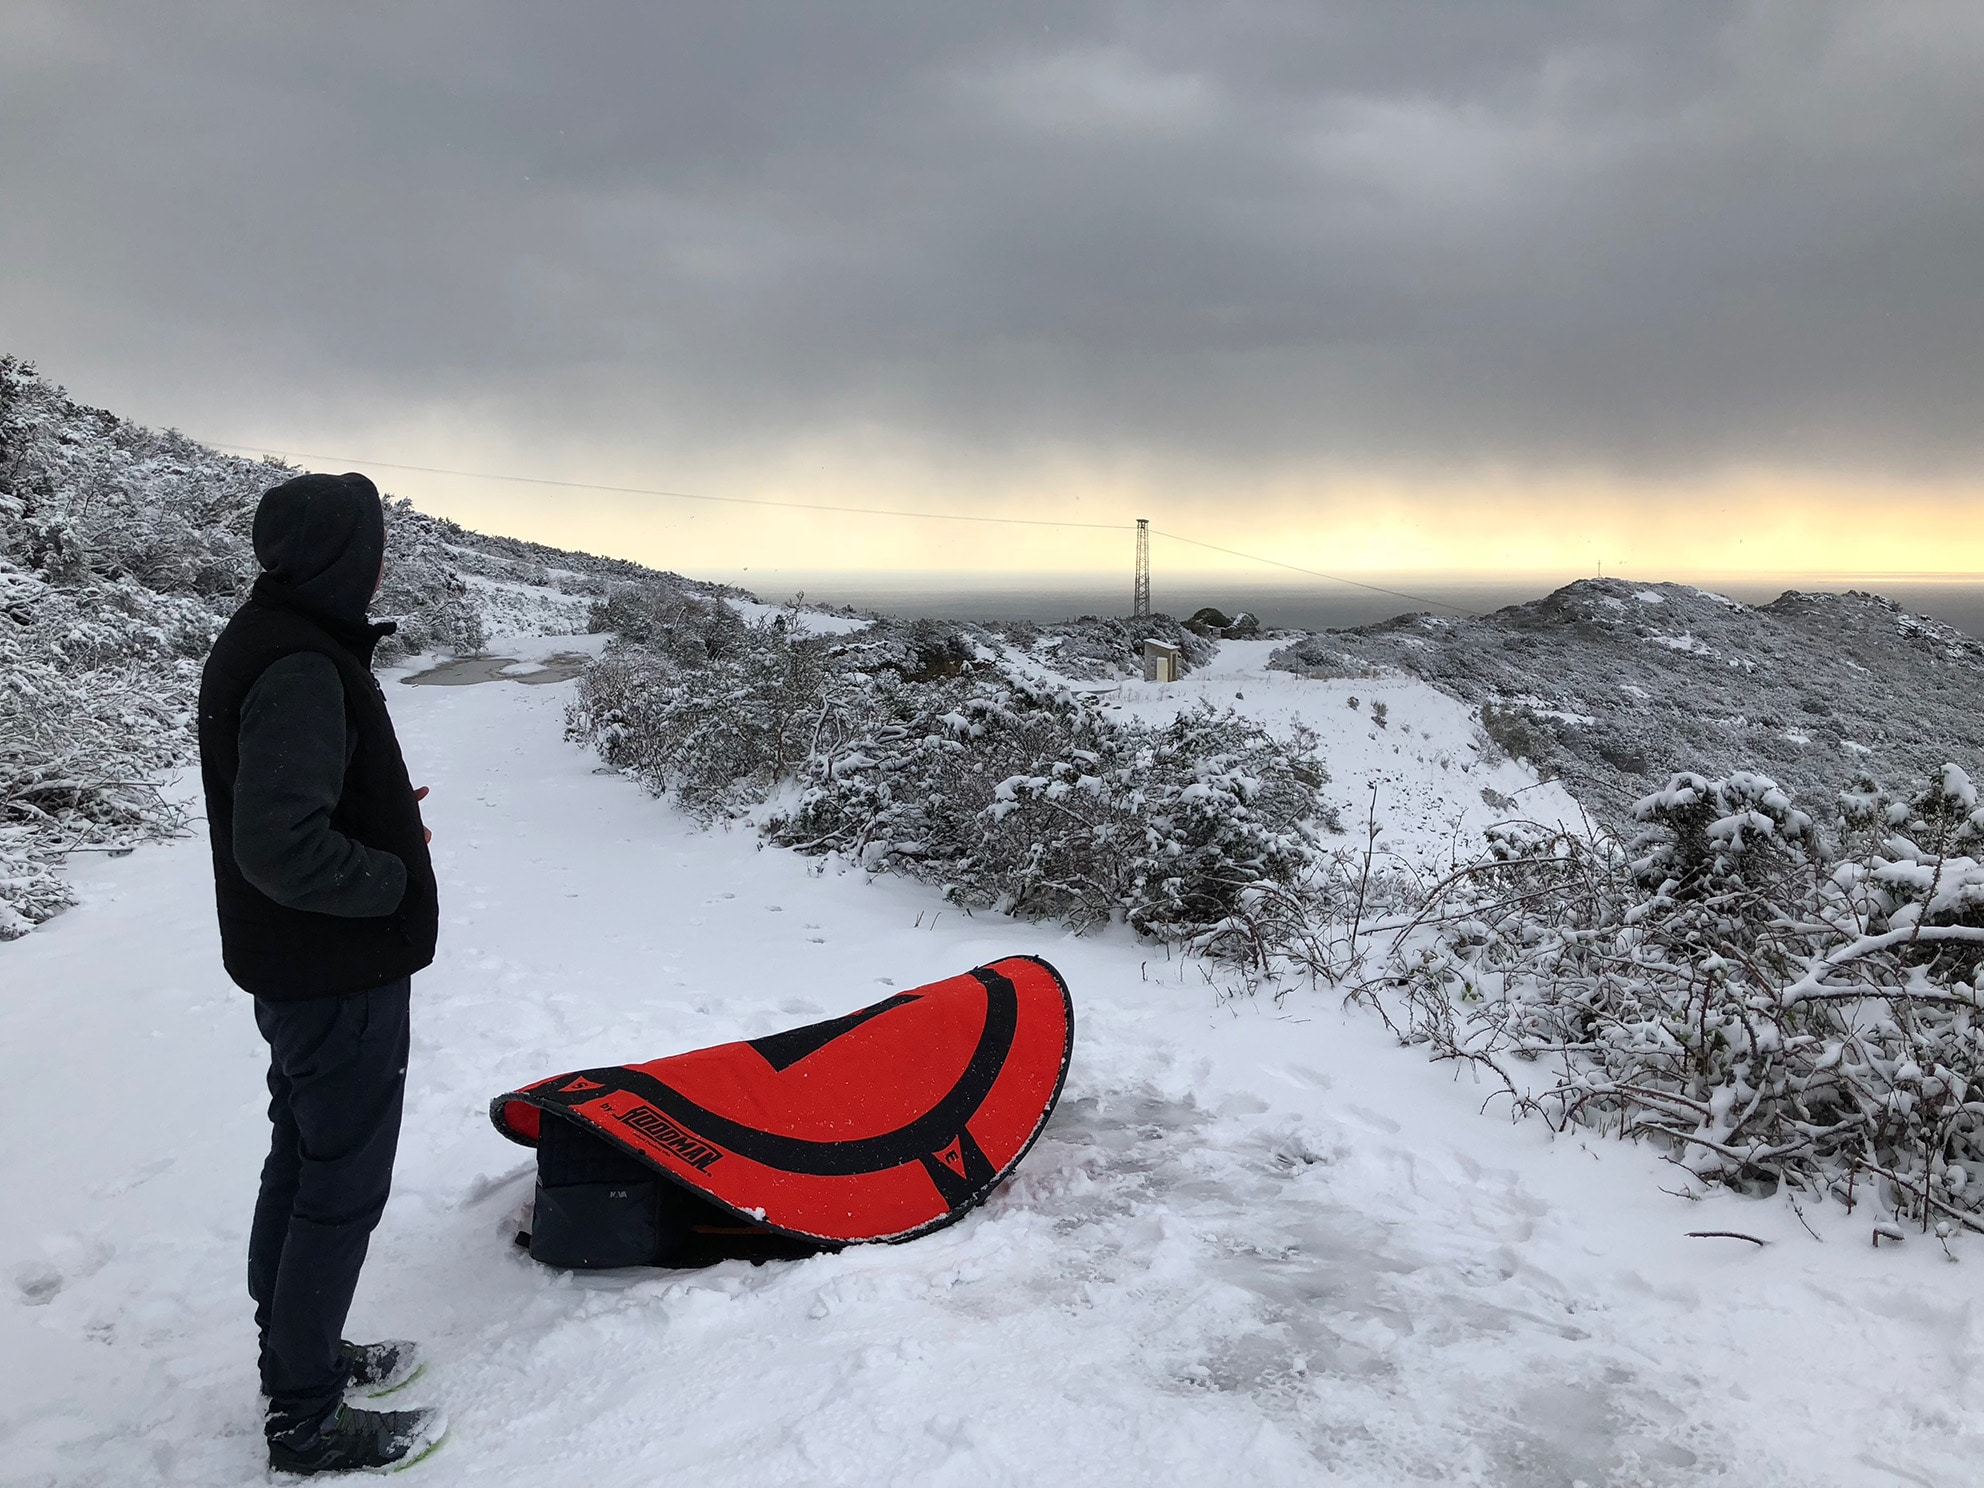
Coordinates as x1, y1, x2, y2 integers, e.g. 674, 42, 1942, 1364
248, 978, 410, 1440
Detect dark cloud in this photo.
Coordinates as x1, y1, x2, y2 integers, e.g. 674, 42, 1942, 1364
3, 0, 1980, 476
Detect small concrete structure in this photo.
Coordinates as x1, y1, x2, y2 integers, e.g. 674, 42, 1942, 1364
1142, 639, 1182, 683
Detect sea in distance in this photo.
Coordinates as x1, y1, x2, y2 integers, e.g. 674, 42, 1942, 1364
707, 568, 1984, 641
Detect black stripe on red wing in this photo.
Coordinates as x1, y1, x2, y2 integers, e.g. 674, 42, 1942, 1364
562, 967, 1018, 1176
917, 1123, 1000, 1208
488, 956, 1077, 1245
746, 992, 921, 1072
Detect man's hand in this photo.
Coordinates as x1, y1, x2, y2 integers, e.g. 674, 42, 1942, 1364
414, 785, 432, 844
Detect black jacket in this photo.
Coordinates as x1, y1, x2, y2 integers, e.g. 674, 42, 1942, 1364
198, 473, 438, 1001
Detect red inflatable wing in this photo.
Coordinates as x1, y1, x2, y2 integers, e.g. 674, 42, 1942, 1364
490, 955, 1074, 1244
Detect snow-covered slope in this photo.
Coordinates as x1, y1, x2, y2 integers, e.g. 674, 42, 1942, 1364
0, 356, 744, 938
1272, 577, 1984, 815
1097, 639, 1585, 876
4, 637, 1976, 1488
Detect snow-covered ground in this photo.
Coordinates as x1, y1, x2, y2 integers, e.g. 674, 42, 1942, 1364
725, 596, 873, 635
1098, 639, 1587, 878
4, 636, 1980, 1487
460, 574, 594, 641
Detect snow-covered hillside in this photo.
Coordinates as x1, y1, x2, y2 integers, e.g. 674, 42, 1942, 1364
1094, 639, 1584, 878
1271, 577, 1984, 815
5, 634, 1977, 1488
0, 357, 738, 937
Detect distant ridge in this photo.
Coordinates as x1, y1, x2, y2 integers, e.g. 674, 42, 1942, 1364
1270, 576, 1984, 813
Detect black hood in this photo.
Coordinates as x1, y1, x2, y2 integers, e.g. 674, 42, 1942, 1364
252, 473, 386, 624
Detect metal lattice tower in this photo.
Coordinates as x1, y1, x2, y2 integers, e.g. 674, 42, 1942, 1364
1132, 518, 1150, 618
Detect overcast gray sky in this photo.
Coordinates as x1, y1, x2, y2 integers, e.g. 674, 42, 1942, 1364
5, 2, 1981, 572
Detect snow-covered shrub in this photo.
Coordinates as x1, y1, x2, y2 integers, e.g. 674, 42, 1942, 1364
585, 580, 746, 668
0, 355, 274, 935
566, 608, 841, 819
1630, 769, 1816, 903
768, 677, 1329, 958
0, 565, 203, 936
987, 612, 1217, 681
374, 498, 487, 663
566, 605, 1334, 957
1351, 766, 1984, 1236
0, 354, 741, 935
834, 617, 980, 683
1185, 607, 1261, 640
1477, 703, 1553, 768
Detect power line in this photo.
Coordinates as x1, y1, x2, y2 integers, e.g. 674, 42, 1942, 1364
207, 438, 1474, 615
205, 441, 1132, 534
1151, 530, 1475, 615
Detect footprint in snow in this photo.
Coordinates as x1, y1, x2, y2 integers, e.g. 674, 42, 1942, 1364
14, 1263, 63, 1305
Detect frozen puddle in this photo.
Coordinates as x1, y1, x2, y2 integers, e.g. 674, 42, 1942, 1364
402, 652, 593, 687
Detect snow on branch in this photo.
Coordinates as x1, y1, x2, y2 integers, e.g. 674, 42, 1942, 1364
1332, 766, 1984, 1239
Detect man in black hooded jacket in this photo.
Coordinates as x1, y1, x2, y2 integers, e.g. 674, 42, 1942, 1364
197, 472, 445, 1474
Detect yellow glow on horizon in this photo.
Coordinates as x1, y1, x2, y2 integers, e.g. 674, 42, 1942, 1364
263, 419, 1984, 579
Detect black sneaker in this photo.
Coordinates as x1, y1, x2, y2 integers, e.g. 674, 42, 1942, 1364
267, 1403, 447, 1476
339, 1339, 423, 1398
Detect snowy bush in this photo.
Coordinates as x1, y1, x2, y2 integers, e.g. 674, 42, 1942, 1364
772, 679, 1328, 955
0, 624, 193, 937
0, 567, 206, 937
0, 359, 274, 935
374, 498, 487, 663
585, 580, 747, 668
570, 606, 1335, 957
833, 616, 981, 684
1344, 765, 1984, 1237
989, 612, 1216, 681
566, 607, 842, 819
